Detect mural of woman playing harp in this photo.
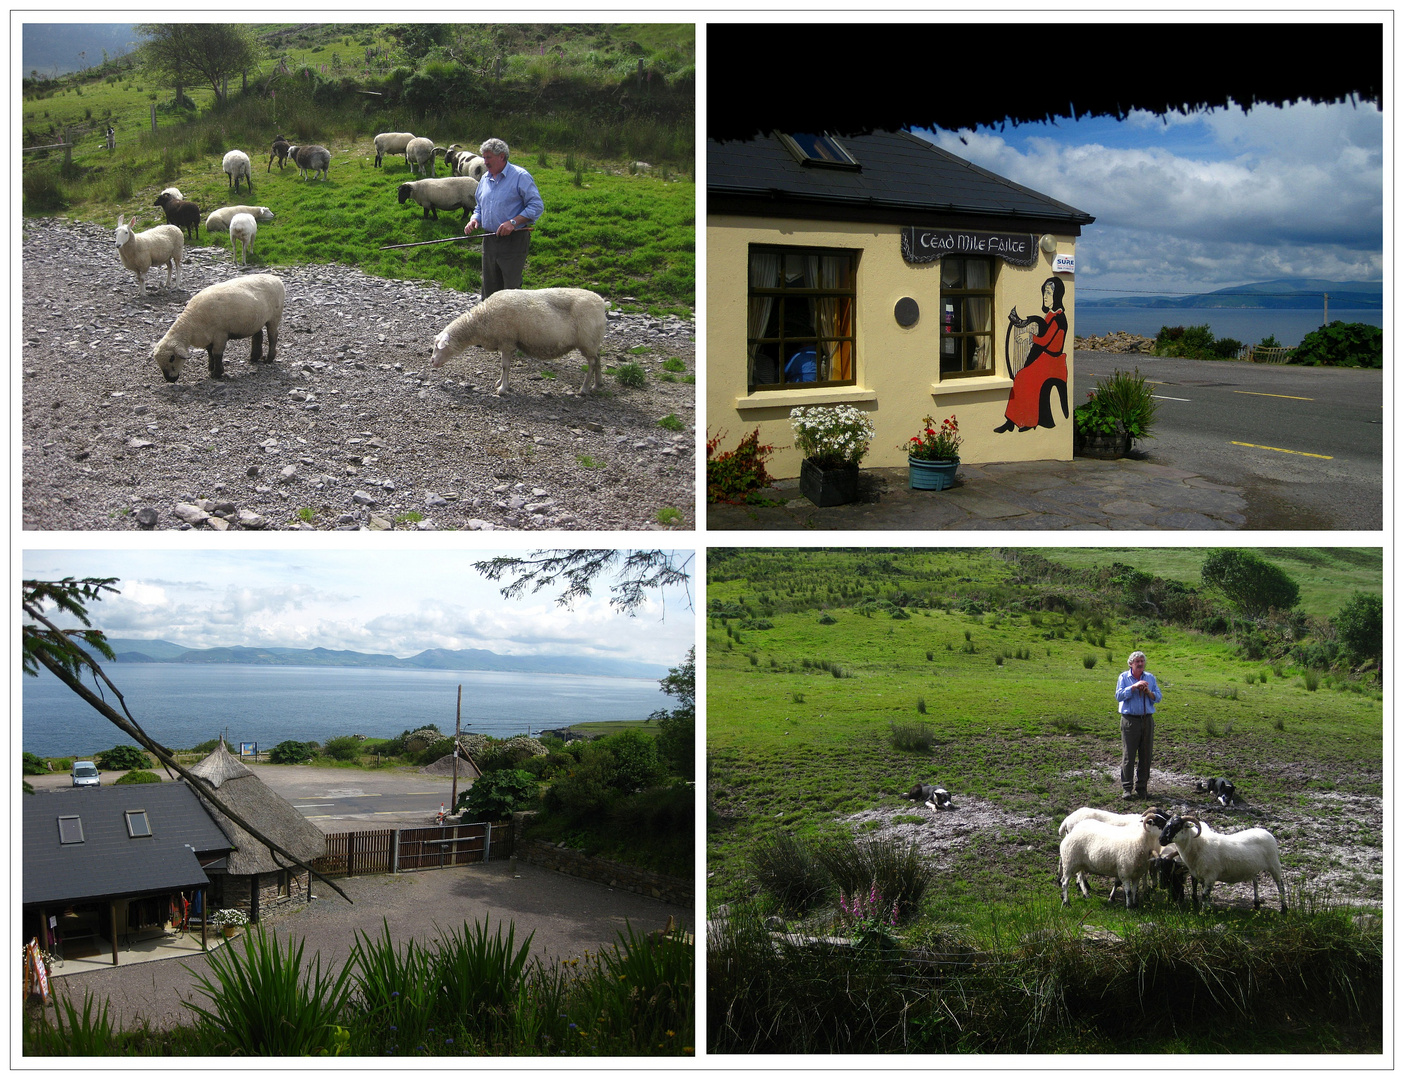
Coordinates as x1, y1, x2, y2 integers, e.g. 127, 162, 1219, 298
994, 276, 1070, 433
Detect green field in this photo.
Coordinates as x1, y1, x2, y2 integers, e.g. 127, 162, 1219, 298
706, 548, 1382, 1052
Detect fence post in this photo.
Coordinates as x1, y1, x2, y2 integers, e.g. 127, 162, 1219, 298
150, 103, 156, 134
482, 822, 491, 862
391, 829, 399, 874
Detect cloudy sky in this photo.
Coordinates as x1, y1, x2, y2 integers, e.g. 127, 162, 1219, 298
21, 548, 696, 669
917, 96, 1384, 298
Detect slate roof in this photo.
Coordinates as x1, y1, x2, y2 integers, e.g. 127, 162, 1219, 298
23, 783, 232, 907
187, 742, 326, 875
708, 129, 1094, 230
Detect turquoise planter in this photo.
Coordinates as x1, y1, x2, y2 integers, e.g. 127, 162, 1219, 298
908, 456, 958, 490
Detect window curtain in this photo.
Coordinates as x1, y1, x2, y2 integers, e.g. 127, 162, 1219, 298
965, 260, 992, 370
747, 252, 780, 385
805, 255, 851, 381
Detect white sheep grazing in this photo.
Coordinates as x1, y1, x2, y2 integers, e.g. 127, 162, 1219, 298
374, 131, 415, 168
1059, 808, 1167, 909
397, 176, 478, 221
431, 287, 610, 396
205, 205, 276, 234
1159, 814, 1287, 913
405, 136, 437, 176
222, 149, 253, 195
114, 214, 184, 294
229, 213, 258, 265
151, 274, 285, 382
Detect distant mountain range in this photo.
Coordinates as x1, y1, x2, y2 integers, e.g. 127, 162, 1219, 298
23, 23, 139, 77
103, 639, 669, 680
1081, 278, 1383, 310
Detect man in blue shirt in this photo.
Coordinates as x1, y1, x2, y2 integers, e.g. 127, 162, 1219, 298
464, 138, 544, 297
1115, 650, 1162, 799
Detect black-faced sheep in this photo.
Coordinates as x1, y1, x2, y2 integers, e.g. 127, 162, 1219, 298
405, 136, 437, 176
223, 149, 253, 195
268, 135, 291, 171
431, 287, 610, 396
205, 205, 276, 235
374, 131, 416, 168
397, 176, 478, 221
153, 191, 202, 241
115, 214, 184, 294
151, 274, 284, 382
289, 144, 331, 181
1059, 808, 1168, 909
229, 213, 258, 265
1159, 813, 1287, 913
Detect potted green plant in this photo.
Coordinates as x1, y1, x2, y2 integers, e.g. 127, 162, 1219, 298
211, 907, 249, 939
790, 404, 875, 506
902, 414, 962, 489
1073, 368, 1158, 458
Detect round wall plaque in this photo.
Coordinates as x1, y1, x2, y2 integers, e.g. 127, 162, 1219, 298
894, 296, 919, 328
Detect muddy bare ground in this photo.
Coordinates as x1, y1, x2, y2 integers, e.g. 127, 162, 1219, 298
845, 765, 1383, 910
21, 217, 696, 531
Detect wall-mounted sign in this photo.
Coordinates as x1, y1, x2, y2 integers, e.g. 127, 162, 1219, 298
901, 227, 1038, 266
1052, 252, 1076, 274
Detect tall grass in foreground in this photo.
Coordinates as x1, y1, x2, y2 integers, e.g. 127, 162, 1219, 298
708, 895, 1382, 1054
25, 918, 693, 1057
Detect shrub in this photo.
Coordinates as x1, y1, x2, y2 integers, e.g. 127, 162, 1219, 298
1291, 321, 1382, 368
321, 736, 362, 762
269, 740, 317, 765
115, 770, 161, 785
748, 832, 831, 914
1074, 368, 1158, 441
890, 720, 935, 752
1202, 549, 1300, 615
22, 752, 51, 775
1154, 323, 1216, 358
544, 744, 618, 819
1083, 655, 1098, 669
816, 835, 932, 918
1334, 591, 1383, 667
614, 361, 647, 388
95, 745, 153, 771
454, 769, 537, 821
706, 428, 774, 503
596, 729, 663, 793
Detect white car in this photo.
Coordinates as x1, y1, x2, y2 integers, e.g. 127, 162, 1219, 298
71, 761, 100, 788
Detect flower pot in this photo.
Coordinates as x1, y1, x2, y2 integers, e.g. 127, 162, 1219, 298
1074, 431, 1132, 459
221, 926, 236, 939
908, 456, 958, 490
799, 458, 861, 506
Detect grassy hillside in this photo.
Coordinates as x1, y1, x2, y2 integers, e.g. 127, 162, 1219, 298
21, 22, 695, 314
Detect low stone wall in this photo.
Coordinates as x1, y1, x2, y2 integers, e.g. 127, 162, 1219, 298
510, 811, 692, 906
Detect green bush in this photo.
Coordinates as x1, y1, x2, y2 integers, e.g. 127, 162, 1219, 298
95, 744, 153, 771
706, 428, 775, 503
889, 720, 935, 752
748, 832, 831, 915
1291, 321, 1382, 368
417, 737, 460, 766
321, 736, 362, 762
596, 729, 663, 792
1334, 591, 1383, 667
614, 361, 647, 388
1154, 323, 1216, 358
454, 769, 537, 821
544, 744, 618, 819
269, 740, 318, 765
114, 770, 161, 785
22, 752, 51, 775
1074, 368, 1159, 442
1202, 549, 1300, 616
815, 835, 933, 918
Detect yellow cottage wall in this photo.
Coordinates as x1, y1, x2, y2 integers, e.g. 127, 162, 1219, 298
707, 216, 1079, 478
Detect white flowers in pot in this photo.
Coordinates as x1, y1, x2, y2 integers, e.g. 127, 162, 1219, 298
789, 404, 875, 469
211, 907, 250, 929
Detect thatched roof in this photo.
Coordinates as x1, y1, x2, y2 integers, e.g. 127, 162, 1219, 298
186, 742, 325, 875
707, 23, 1382, 141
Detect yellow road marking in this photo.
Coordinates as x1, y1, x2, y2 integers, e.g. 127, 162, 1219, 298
1232, 390, 1313, 400
1232, 441, 1333, 459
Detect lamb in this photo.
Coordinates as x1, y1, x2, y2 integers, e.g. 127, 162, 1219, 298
397, 176, 478, 221
289, 144, 332, 181
1195, 777, 1239, 806
405, 136, 437, 177
222, 149, 253, 195
150, 274, 284, 382
373, 131, 416, 168
153, 191, 202, 241
229, 212, 258, 265
268, 135, 291, 171
114, 214, 184, 294
901, 782, 952, 809
1158, 813, 1287, 913
430, 287, 610, 396
1059, 808, 1168, 909
205, 205, 276, 234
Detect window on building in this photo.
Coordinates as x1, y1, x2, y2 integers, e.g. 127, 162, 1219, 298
777, 132, 860, 169
747, 246, 857, 391
939, 257, 995, 377
124, 810, 151, 838
57, 815, 84, 844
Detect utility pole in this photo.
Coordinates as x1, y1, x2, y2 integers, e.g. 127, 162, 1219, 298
1323, 292, 1329, 327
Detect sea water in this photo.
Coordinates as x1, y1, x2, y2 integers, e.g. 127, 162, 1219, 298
21, 663, 672, 757
1073, 307, 1383, 348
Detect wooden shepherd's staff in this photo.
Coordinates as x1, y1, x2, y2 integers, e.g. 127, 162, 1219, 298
379, 228, 532, 251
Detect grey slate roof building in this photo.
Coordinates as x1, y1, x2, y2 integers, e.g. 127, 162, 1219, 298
708, 129, 1094, 232
23, 783, 232, 909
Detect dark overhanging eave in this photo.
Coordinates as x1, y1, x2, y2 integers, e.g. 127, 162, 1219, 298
710, 186, 1095, 227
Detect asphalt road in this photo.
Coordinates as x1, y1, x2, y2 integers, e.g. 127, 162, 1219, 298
1077, 353, 1383, 530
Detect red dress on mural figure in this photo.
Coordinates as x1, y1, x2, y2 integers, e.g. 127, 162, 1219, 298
995, 277, 1070, 433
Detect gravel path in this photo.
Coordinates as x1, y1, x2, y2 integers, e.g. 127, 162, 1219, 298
44, 859, 691, 1033
21, 217, 696, 531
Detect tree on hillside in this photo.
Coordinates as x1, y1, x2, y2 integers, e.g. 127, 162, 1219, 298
474, 549, 694, 616
1200, 549, 1300, 617
1334, 591, 1383, 673
136, 23, 262, 105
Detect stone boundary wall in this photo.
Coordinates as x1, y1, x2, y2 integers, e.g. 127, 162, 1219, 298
511, 812, 692, 906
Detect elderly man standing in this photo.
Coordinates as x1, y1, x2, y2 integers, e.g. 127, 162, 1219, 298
1115, 650, 1162, 799
464, 137, 544, 297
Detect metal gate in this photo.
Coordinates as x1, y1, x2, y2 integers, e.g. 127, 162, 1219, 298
395, 822, 509, 872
